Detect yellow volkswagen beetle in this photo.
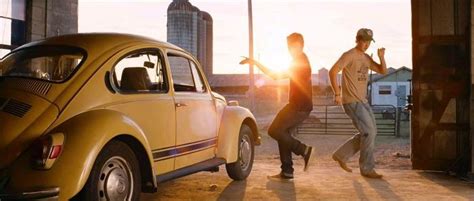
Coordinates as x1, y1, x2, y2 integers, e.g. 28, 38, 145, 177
0, 33, 260, 200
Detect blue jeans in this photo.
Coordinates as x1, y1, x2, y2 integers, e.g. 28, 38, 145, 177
268, 104, 310, 175
333, 102, 377, 174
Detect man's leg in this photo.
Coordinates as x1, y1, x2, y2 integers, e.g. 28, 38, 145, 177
277, 140, 294, 176
333, 134, 361, 163
268, 105, 311, 175
285, 111, 315, 172
333, 103, 362, 169
268, 105, 296, 175
333, 102, 380, 177
358, 103, 378, 175
273, 113, 310, 156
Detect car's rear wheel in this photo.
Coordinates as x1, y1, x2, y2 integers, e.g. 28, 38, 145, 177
226, 124, 255, 180
79, 140, 141, 201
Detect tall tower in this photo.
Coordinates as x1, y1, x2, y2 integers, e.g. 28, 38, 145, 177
167, 0, 213, 78
317, 68, 329, 86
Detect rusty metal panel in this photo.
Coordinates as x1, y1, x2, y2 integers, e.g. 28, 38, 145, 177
417, 0, 432, 36
471, 0, 474, 175
434, 131, 457, 160
432, 0, 455, 35
457, 0, 470, 35
411, 0, 470, 173
412, 43, 470, 170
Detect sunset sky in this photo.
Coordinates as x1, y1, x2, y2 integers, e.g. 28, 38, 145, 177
79, 0, 411, 74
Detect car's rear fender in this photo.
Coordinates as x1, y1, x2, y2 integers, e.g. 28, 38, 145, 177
5, 109, 156, 200
216, 106, 260, 163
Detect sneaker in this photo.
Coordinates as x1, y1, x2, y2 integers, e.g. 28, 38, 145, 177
267, 172, 294, 182
361, 170, 383, 179
332, 155, 353, 173
303, 146, 315, 172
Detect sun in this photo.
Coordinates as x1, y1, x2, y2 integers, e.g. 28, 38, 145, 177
257, 46, 292, 73
253, 28, 295, 73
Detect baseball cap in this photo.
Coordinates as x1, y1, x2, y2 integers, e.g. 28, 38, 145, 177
356, 28, 375, 42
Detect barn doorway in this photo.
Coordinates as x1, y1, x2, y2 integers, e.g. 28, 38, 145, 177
411, 0, 472, 177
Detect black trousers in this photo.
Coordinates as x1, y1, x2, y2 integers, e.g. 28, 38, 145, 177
268, 104, 310, 174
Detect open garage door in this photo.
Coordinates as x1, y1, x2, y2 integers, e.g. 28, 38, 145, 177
411, 0, 471, 173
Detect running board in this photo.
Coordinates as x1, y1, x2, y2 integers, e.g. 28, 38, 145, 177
156, 158, 226, 183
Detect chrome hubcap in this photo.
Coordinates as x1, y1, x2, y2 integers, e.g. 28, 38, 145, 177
239, 134, 252, 171
98, 156, 133, 201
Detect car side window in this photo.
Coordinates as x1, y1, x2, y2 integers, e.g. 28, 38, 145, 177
189, 61, 206, 93
113, 50, 168, 93
168, 54, 197, 92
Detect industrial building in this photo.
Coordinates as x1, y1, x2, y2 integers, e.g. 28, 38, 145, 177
167, 0, 213, 78
0, 0, 78, 58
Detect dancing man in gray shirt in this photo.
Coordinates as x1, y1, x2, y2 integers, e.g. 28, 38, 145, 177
329, 28, 387, 178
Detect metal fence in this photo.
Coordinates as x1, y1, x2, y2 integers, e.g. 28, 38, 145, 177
297, 105, 398, 136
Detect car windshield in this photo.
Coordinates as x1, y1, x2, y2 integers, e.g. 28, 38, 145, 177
0, 46, 85, 82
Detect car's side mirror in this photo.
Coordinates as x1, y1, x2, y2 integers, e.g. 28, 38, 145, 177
144, 61, 155, 68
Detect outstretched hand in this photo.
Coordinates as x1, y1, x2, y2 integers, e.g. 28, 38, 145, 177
239, 56, 255, 65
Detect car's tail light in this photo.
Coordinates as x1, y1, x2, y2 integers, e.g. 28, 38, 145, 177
31, 133, 64, 170
49, 145, 62, 159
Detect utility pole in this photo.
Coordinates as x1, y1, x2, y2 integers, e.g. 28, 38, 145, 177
247, 0, 255, 111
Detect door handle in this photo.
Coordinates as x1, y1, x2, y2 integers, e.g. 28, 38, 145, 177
175, 103, 188, 107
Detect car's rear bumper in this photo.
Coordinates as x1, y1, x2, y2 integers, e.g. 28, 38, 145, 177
0, 187, 59, 200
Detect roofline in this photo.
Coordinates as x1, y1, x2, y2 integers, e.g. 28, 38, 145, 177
370, 66, 412, 83
14, 33, 185, 52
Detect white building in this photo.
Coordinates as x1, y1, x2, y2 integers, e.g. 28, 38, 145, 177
369, 67, 412, 107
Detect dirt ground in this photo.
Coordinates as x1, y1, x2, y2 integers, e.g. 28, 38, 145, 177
141, 133, 474, 200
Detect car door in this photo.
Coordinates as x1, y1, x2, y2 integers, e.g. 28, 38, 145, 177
166, 50, 218, 169
106, 48, 177, 175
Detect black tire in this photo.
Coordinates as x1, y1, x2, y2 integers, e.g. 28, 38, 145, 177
78, 140, 141, 201
226, 124, 255, 180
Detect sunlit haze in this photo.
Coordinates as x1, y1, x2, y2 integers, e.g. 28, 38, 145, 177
79, 0, 411, 74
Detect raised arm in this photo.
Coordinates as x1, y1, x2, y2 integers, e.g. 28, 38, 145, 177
240, 57, 289, 80
368, 48, 388, 75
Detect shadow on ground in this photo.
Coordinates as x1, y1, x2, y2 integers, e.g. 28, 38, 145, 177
141, 134, 474, 200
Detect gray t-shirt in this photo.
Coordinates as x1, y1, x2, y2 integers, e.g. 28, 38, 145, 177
334, 48, 378, 104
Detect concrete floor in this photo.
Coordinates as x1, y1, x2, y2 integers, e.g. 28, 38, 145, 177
141, 162, 474, 201
141, 135, 474, 200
